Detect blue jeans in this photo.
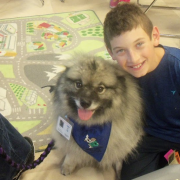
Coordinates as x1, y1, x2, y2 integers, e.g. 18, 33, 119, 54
0, 113, 32, 180
121, 135, 180, 180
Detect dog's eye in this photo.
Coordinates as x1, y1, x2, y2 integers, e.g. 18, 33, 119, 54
97, 85, 105, 94
75, 81, 83, 89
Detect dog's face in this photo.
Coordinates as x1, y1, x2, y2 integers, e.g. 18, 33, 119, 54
54, 55, 130, 125
52, 55, 144, 178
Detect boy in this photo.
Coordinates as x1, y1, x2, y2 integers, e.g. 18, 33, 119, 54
104, 3, 180, 180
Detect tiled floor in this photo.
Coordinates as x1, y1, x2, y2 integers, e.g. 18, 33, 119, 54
0, 0, 180, 179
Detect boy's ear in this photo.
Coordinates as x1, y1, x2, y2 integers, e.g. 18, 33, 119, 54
152, 26, 160, 46
107, 47, 116, 60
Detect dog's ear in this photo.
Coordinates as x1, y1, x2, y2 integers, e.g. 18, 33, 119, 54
113, 65, 128, 88
117, 75, 126, 89
56, 61, 74, 69
113, 64, 127, 77
57, 55, 84, 77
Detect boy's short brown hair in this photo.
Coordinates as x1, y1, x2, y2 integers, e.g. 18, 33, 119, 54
104, 3, 153, 50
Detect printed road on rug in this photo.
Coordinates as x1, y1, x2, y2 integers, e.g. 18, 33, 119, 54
0, 11, 110, 151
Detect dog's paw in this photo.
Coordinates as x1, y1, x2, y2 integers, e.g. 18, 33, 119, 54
114, 161, 122, 180
60, 165, 73, 176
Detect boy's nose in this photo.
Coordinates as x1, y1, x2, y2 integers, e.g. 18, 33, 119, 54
127, 50, 140, 63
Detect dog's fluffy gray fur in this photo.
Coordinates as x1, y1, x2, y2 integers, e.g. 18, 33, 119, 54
52, 54, 144, 179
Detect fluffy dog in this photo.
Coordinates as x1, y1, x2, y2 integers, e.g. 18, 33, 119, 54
52, 54, 144, 180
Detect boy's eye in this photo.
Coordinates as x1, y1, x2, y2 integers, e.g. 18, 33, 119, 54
117, 49, 125, 54
136, 42, 144, 47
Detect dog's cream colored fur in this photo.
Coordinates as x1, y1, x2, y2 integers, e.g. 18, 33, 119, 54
52, 54, 144, 179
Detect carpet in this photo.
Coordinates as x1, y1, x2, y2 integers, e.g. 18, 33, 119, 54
0, 11, 109, 151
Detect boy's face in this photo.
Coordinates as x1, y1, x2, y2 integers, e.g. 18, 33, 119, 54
107, 26, 161, 78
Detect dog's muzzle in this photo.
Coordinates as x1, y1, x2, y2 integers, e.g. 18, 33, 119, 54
80, 99, 91, 109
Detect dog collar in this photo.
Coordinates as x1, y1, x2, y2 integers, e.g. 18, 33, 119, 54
69, 117, 112, 162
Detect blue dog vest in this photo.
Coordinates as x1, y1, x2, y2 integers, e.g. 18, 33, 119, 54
69, 117, 112, 162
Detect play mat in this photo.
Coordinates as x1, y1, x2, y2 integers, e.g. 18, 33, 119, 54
0, 10, 110, 151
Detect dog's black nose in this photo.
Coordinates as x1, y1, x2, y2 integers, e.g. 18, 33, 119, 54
80, 99, 91, 109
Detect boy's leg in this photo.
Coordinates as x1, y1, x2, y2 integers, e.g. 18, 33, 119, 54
0, 113, 34, 180
121, 150, 167, 180
121, 135, 180, 180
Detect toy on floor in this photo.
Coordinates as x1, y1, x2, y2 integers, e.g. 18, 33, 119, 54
110, 0, 130, 8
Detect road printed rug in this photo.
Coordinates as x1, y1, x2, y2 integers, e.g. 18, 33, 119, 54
0, 11, 110, 151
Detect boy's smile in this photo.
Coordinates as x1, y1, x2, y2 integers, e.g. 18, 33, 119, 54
108, 26, 164, 78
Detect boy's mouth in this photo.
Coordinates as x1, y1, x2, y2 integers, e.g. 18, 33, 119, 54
130, 61, 145, 70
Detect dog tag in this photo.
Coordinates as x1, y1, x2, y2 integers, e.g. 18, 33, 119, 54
56, 116, 73, 140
